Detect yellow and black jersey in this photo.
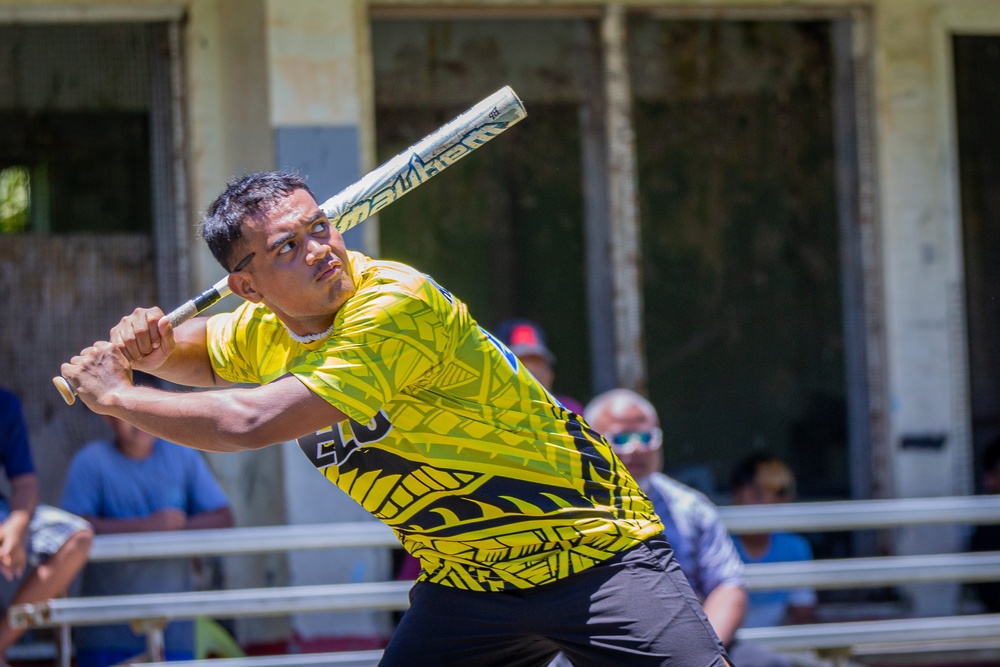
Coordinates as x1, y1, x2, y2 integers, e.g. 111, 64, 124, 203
207, 251, 662, 592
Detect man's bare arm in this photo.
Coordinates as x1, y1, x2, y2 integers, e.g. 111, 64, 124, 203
97, 375, 347, 453
62, 339, 347, 452
84, 508, 186, 535
151, 318, 229, 387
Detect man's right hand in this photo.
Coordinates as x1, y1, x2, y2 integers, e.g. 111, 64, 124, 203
110, 307, 176, 372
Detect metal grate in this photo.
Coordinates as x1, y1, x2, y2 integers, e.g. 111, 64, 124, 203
0, 21, 185, 505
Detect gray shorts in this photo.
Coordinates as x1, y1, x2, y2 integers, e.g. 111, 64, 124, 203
0, 502, 91, 604
382, 534, 731, 667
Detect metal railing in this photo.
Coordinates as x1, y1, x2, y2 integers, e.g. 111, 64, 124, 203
87, 495, 1000, 562
11, 495, 1000, 667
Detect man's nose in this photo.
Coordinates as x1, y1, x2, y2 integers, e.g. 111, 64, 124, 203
305, 239, 331, 263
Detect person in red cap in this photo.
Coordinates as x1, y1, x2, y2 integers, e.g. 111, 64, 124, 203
494, 319, 585, 415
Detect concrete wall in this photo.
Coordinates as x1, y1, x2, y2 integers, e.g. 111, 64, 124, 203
871, 0, 1000, 615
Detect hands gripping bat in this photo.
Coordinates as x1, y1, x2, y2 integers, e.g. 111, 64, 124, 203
53, 85, 527, 404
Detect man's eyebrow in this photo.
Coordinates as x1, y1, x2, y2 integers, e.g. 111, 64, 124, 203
267, 232, 296, 254
266, 212, 326, 253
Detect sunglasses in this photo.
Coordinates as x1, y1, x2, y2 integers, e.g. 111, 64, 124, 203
607, 428, 662, 454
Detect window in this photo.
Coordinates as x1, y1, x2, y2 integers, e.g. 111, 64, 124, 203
0, 166, 30, 233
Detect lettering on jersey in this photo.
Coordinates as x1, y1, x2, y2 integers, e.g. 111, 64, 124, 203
481, 326, 519, 373
297, 410, 393, 470
423, 273, 454, 305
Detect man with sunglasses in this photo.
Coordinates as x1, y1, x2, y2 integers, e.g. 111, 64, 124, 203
585, 389, 796, 667
61, 171, 731, 667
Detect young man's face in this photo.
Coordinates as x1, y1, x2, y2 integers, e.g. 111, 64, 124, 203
231, 188, 356, 333
732, 461, 795, 505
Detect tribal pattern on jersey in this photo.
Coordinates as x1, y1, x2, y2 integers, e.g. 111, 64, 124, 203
207, 252, 662, 592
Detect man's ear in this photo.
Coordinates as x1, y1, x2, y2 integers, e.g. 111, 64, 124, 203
228, 271, 262, 303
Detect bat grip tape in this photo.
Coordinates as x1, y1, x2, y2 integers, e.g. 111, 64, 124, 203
168, 284, 227, 327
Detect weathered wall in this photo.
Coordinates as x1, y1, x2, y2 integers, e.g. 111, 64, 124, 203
186, 0, 274, 290
871, 0, 1000, 615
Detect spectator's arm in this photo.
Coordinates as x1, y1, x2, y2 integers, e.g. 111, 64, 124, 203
703, 583, 748, 647
185, 506, 234, 530
82, 508, 187, 535
784, 536, 818, 624
0, 473, 39, 579
786, 601, 818, 625
690, 495, 747, 644
6, 472, 39, 528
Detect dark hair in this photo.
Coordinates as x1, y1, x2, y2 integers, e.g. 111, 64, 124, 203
200, 171, 316, 271
729, 453, 782, 492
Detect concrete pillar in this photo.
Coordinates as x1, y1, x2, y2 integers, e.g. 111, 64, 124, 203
187, 0, 275, 291
266, 0, 378, 256
873, 0, 980, 615
185, 0, 292, 648
264, 0, 392, 647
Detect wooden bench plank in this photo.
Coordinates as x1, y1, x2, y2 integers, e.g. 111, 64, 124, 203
87, 495, 1000, 562
10, 582, 413, 628
717, 495, 1000, 534
743, 550, 1000, 590
145, 651, 384, 667
134, 616, 1000, 666
737, 614, 1000, 652
851, 638, 1000, 666
11, 552, 1000, 631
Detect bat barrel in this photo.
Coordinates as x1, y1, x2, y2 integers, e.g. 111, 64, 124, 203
322, 85, 527, 234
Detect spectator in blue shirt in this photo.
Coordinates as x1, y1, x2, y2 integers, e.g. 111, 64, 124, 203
0, 387, 93, 666
61, 374, 233, 666
730, 454, 818, 628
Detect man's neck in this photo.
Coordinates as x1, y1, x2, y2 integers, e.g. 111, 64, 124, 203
116, 436, 156, 461
738, 533, 772, 559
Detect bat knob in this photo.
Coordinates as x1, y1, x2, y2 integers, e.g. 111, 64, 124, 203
52, 377, 77, 405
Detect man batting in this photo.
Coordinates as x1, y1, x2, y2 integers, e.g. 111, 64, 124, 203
61, 171, 731, 667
